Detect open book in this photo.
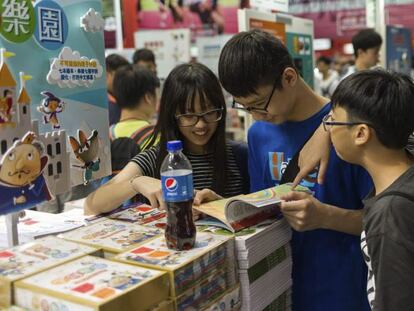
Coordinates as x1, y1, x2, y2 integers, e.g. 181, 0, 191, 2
194, 184, 311, 232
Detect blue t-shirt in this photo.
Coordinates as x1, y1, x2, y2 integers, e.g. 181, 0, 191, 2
248, 103, 372, 311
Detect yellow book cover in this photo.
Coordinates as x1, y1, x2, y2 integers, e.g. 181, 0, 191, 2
14, 256, 169, 311
114, 232, 233, 297
194, 184, 310, 232
0, 237, 98, 308
60, 219, 162, 254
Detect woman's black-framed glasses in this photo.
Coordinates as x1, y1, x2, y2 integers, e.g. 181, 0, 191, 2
175, 108, 224, 127
231, 79, 278, 115
322, 114, 370, 131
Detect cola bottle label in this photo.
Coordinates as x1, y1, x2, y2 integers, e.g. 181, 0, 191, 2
161, 170, 194, 202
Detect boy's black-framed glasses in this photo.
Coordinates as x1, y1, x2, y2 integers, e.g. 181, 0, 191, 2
322, 114, 371, 131
231, 79, 278, 115
175, 108, 224, 127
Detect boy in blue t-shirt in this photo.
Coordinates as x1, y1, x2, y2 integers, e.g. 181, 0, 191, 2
218, 29, 372, 311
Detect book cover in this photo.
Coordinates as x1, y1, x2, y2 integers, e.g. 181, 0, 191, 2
14, 256, 169, 311
0, 237, 98, 308
60, 219, 162, 254
114, 232, 233, 297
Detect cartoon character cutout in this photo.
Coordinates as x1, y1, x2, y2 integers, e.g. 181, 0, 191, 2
69, 129, 100, 185
37, 91, 65, 129
0, 132, 52, 216
0, 89, 14, 124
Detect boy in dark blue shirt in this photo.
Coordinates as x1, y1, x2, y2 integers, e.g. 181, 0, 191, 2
219, 29, 372, 311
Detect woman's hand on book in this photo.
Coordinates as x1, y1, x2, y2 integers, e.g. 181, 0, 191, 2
193, 189, 223, 205
132, 176, 165, 210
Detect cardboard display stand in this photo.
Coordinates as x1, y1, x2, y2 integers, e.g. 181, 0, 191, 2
0, 0, 111, 245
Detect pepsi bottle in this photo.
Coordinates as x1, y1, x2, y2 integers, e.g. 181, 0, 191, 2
161, 140, 196, 250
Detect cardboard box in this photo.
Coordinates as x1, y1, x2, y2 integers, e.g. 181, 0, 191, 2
14, 255, 169, 311
60, 219, 162, 256
114, 232, 233, 297
0, 236, 99, 308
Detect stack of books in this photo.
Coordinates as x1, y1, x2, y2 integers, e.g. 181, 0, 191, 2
114, 232, 237, 310
14, 255, 169, 311
235, 219, 292, 311
0, 236, 99, 308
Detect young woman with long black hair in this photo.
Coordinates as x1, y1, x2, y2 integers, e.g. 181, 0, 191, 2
85, 63, 249, 215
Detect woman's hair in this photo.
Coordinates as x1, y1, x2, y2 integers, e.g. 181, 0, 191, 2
149, 63, 227, 194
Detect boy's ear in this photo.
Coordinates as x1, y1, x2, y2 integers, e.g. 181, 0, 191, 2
143, 93, 155, 106
354, 124, 371, 146
282, 67, 298, 88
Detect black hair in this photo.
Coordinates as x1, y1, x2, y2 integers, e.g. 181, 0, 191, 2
352, 29, 382, 58
113, 65, 158, 109
148, 63, 227, 194
332, 70, 414, 149
105, 54, 129, 73
4, 89, 11, 96
218, 29, 296, 97
133, 48, 156, 64
317, 56, 332, 66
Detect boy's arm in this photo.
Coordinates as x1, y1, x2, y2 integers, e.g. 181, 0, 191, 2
280, 191, 363, 235
292, 123, 332, 188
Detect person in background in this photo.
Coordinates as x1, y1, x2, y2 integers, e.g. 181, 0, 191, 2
110, 65, 158, 149
218, 29, 372, 311
343, 29, 382, 78
303, 70, 414, 310
85, 63, 249, 215
106, 54, 129, 125
314, 56, 339, 98
133, 48, 157, 76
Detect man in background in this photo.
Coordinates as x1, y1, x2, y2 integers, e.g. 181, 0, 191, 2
106, 54, 129, 125
133, 48, 157, 76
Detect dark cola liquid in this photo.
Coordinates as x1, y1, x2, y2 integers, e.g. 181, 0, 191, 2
165, 199, 196, 250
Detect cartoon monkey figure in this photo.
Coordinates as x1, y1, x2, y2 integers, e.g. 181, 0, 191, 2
69, 130, 100, 185
37, 91, 65, 129
0, 132, 52, 215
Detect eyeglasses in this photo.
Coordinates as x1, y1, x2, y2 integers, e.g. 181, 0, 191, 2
322, 114, 371, 131
231, 79, 278, 115
175, 108, 224, 127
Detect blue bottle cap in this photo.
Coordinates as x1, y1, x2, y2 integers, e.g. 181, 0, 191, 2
167, 140, 183, 151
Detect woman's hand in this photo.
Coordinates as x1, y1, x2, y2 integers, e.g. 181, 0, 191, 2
193, 188, 223, 205
192, 189, 223, 221
132, 176, 165, 210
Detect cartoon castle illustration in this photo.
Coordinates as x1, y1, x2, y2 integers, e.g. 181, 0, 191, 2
0, 48, 71, 196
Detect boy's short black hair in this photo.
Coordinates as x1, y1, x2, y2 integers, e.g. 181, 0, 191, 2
105, 54, 129, 73
352, 29, 382, 58
113, 65, 158, 110
317, 56, 332, 66
332, 70, 414, 149
218, 29, 296, 97
133, 48, 155, 64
